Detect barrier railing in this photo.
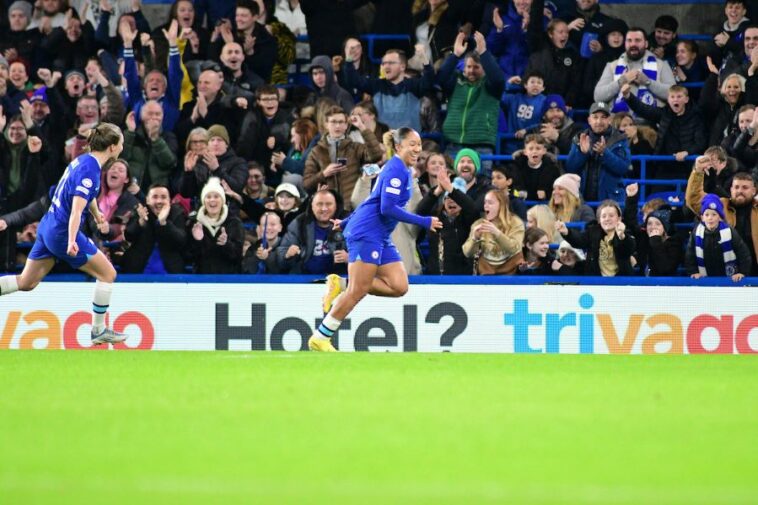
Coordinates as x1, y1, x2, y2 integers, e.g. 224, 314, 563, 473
482, 154, 697, 201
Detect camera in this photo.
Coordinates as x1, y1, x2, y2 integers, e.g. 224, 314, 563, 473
329, 229, 346, 253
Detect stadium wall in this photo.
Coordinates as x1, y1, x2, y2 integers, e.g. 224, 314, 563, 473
1, 279, 756, 354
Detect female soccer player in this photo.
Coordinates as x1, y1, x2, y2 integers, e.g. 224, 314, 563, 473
0, 123, 129, 345
309, 127, 443, 351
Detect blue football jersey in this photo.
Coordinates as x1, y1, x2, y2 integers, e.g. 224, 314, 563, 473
344, 155, 430, 242
48, 153, 102, 229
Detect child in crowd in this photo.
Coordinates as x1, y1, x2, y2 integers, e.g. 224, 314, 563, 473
510, 134, 561, 201
557, 200, 636, 276
242, 211, 284, 274
501, 71, 547, 154
685, 194, 751, 282
518, 227, 556, 275
555, 240, 586, 275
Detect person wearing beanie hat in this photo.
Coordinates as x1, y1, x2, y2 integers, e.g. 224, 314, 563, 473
525, 94, 584, 155
452, 148, 490, 207
580, 18, 628, 109
549, 173, 595, 223
189, 177, 245, 274
8, 1, 32, 22
180, 123, 247, 214
636, 207, 684, 276
207, 124, 230, 146
686, 193, 751, 281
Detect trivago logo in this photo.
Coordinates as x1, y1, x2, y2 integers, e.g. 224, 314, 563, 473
0, 310, 155, 349
504, 294, 758, 354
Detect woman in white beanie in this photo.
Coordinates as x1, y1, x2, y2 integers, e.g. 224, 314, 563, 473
549, 173, 595, 223
187, 177, 244, 274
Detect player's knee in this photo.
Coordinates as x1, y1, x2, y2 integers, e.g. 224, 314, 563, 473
393, 283, 409, 297
18, 279, 38, 291
100, 268, 117, 284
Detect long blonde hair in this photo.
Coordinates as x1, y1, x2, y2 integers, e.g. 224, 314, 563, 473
486, 189, 515, 235
527, 204, 559, 243
549, 189, 581, 222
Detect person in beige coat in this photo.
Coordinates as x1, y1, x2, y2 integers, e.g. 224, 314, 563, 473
463, 189, 525, 275
303, 106, 383, 210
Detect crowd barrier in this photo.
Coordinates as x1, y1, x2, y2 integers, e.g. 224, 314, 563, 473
1, 275, 755, 353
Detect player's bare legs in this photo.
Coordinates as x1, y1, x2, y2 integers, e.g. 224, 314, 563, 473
0, 257, 56, 295
80, 250, 127, 345
371, 261, 408, 297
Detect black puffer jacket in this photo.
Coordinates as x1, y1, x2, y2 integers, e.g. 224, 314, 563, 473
625, 94, 707, 155
564, 221, 636, 276
416, 188, 477, 275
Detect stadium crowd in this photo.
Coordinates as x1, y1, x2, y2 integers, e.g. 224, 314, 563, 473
0, 0, 756, 279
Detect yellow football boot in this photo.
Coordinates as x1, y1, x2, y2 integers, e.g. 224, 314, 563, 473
322, 274, 346, 314
308, 335, 337, 352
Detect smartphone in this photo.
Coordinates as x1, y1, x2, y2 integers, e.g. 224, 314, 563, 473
337, 158, 347, 166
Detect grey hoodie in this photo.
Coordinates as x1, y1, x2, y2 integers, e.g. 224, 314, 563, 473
311, 55, 355, 113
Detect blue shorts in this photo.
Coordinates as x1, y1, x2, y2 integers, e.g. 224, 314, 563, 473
347, 237, 402, 266
29, 215, 99, 269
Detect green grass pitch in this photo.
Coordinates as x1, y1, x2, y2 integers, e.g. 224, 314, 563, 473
1, 351, 756, 504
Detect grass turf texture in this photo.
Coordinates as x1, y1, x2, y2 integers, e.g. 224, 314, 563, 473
0, 352, 756, 504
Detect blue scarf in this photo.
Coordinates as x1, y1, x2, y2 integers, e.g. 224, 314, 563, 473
612, 54, 658, 113
694, 221, 738, 276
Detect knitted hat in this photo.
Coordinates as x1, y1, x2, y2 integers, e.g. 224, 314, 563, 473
453, 148, 481, 175
64, 69, 85, 82
558, 240, 586, 261
700, 193, 726, 220
444, 176, 468, 198
207, 124, 230, 145
29, 86, 49, 105
646, 208, 673, 235
201, 177, 226, 203
541, 94, 567, 118
275, 182, 300, 198
553, 173, 581, 199
8, 1, 32, 20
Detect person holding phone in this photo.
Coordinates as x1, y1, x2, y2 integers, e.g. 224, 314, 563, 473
303, 105, 384, 211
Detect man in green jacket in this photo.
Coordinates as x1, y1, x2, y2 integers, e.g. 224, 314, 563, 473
439, 31, 505, 178
122, 100, 179, 193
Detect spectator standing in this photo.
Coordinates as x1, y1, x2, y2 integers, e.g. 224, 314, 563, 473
439, 31, 505, 175
343, 47, 435, 132
594, 27, 676, 112
303, 106, 383, 210
565, 101, 630, 202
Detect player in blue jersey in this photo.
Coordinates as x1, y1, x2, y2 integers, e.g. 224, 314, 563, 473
308, 127, 443, 351
0, 123, 130, 345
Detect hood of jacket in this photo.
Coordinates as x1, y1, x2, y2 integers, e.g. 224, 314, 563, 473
311, 55, 339, 96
